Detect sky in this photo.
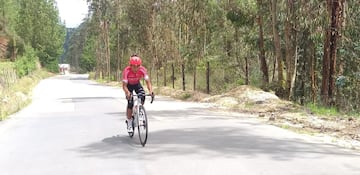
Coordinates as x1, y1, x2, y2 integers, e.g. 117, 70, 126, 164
56, 0, 89, 28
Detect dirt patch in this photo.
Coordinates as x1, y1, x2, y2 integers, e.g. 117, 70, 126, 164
154, 85, 360, 150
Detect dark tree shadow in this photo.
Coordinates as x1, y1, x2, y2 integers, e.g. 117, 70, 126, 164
71, 126, 360, 162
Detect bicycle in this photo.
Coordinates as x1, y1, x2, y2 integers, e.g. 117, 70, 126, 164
128, 93, 154, 147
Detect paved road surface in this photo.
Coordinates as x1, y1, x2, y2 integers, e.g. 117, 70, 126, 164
0, 74, 359, 175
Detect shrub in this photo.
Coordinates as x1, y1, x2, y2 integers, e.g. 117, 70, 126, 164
14, 46, 38, 78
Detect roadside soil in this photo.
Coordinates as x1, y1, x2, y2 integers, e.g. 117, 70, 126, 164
150, 85, 360, 151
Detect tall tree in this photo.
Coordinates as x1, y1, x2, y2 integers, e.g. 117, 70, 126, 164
284, 0, 297, 99
270, 0, 284, 96
321, 0, 345, 105
256, 0, 269, 87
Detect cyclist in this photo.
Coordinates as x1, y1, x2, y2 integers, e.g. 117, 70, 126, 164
122, 54, 153, 133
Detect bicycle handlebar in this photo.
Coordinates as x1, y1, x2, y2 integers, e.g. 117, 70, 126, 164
131, 93, 155, 104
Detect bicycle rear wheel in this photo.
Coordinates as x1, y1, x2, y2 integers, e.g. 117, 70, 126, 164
137, 105, 148, 146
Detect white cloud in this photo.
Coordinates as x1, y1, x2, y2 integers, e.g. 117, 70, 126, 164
56, 0, 88, 28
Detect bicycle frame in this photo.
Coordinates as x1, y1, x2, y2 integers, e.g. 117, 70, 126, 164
131, 93, 153, 126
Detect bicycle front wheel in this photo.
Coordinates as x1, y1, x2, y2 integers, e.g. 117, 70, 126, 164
128, 116, 135, 138
137, 105, 148, 146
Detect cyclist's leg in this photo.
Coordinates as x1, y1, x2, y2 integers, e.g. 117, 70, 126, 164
126, 85, 137, 133
134, 83, 146, 105
126, 85, 135, 119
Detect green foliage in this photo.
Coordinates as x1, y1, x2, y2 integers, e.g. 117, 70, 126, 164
16, 0, 65, 70
14, 45, 38, 78
79, 32, 96, 72
180, 92, 192, 100
306, 103, 339, 117
226, 8, 254, 27
0, 0, 19, 32
44, 59, 59, 73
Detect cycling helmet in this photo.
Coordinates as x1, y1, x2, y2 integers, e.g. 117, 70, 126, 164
129, 55, 142, 66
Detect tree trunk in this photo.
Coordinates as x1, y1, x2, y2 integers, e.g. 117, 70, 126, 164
156, 69, 159, 87
172, 63, 175, 89
115, 0, 121, 81
193, 65, 196, 91
321, 28, 331, 105
182, 63, 185, 91
163, 64, 167, 86
285, 0, 296, 100
270, 0, 284, 87
95, 38, 101, 79
105, 20, 111, 81
116, 23, 121, 81
245, 57, 249, 85
257, 0, 269, 86
321, 0, 344, 105
206, 61, 210, 94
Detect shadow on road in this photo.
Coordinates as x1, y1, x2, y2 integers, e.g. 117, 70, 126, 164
72, 126, 359, 162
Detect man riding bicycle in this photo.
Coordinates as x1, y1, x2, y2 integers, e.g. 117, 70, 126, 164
122, 54, 154, 133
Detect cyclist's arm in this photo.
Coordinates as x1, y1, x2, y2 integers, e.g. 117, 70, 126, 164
122, 68, 131, 97
141, 67, 153, 94
122, 81, 131, 97
145, 79, 153, 94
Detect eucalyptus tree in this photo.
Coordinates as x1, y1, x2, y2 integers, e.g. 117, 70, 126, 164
123, 0, 153, 55
225, 0, 262, 88
180, 0, 208, 90
336, 0, 360, 112
269, 0, 284, 91
86, 0, 113, 80
284, 0, 297, 100
112, 0, 128, 80
256, 0, 269, 87
171, 0, 209, 90
289, 0, 326, 105
320, 0, 345, 106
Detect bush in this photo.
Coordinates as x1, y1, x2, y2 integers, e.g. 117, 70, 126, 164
14, 46, 38, 78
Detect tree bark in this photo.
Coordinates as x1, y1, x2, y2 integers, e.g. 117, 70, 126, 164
206, 61, 210, 94
182, 64, 185, 91
193, 66, 196, 91
256, 0, 269, 86
285, 0, 296, 99
321, 0, 344, 105
163, 64, 167, 86
270, 0, 284, 87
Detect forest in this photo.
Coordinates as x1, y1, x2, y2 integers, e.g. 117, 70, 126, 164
0, 0, 359, 114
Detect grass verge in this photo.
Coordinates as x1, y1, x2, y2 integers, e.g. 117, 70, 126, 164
0, 69, 53, 120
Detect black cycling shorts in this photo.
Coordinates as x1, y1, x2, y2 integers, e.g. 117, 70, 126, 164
127, 83, 145, 109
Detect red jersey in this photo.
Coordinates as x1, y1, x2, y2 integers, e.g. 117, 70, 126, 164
122, 66, 149, 85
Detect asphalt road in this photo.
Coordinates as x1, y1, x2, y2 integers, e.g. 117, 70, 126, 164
0, 74, 359, 175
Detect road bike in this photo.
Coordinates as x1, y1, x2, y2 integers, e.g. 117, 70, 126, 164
128, 93, 154, 147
